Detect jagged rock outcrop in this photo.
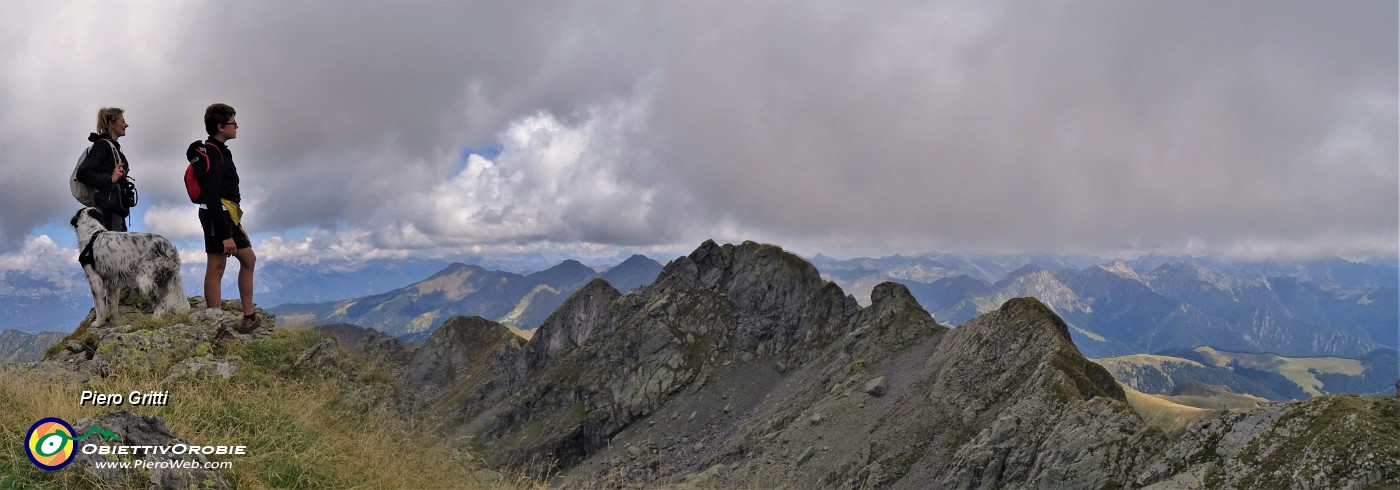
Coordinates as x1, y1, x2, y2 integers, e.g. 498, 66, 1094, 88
409, 315, 526, 411
294, 338, 344, 371
522, 278, 621, 371
313, 323, 414, 365
72, 411, 230, 489
675, 240, 861, 364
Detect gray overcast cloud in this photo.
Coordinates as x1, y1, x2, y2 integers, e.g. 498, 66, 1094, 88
0, 0, 1394, 265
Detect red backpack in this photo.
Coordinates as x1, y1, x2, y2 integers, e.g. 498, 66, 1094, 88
184, 141, 217, 203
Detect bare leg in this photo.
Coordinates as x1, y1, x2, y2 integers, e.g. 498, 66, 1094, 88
205, 254, 227, 309
232, 247, 257, 316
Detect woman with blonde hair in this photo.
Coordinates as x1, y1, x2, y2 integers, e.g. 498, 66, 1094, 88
75, 107, 136, 231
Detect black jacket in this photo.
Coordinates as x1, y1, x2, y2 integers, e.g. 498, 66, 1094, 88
186, 138, 242, 240
76, 133, 130, 213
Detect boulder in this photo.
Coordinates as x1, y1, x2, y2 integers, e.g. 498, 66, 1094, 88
71, 411, 230, 489
163, 355, 241, 383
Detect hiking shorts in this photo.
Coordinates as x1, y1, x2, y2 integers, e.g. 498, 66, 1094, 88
199, 208, 251, 254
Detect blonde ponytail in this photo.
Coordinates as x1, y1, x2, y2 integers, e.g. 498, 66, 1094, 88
95, 107, 124, 135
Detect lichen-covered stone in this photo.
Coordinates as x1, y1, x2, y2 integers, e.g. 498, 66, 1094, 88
72, 411, 231, 489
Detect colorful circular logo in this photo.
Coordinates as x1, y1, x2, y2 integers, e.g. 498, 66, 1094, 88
26, 418, 76, 471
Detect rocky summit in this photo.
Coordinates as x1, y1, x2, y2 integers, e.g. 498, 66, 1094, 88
402, 240, 1400, 488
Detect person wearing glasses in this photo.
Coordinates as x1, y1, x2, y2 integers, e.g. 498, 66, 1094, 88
75, 107, 135, 231
189, 103, 260, 334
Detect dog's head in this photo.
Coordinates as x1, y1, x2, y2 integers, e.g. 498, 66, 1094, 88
70, 207, 103, 228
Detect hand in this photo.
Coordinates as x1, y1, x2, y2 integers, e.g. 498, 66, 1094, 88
110, 166, 124, 183
223, 238, 236, 256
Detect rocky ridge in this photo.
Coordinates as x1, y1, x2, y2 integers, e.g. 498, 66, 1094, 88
10, 240, 1396, 488
400, 240, 1400, 488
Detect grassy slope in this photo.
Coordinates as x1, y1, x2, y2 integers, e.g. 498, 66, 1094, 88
1161, 392, 1266, 411
1194, 346, 1364, 397
1, 320, 533, 489
1118, 383, 1218, 437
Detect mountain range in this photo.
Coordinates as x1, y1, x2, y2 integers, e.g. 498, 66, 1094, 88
269, 254, 663, 339
1095, 346, 1398, 401
0, 269, 89, 334
0, 329, 65, 363
5, 242, 1394, 367
814, 256, 1398, 359
392, 240, 1399, 487
264, 251, 1395, 364
5, 240, 1398, 488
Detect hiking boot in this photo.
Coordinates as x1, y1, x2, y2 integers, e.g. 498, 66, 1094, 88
237, 313, 261, 334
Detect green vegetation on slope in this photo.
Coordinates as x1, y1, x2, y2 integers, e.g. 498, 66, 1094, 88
2, 314, 529, 489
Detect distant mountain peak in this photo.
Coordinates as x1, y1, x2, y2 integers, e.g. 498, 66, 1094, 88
1152, 262, 1204, 275
1100, 259, 1143, 282
607, 254, 659, 271
600, 254, 663, 293
526, 259, 596, 283
424, 262, 487, 280
992, 263, 1049, 290
1008, 263, 1044, 276
546, 258, 590, 271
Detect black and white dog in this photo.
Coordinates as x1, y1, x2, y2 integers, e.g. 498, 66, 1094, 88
70, 207, 191, 327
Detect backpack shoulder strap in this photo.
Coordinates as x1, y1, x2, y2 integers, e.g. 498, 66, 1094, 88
103, 139, 122, 170
199, 141, 220, 170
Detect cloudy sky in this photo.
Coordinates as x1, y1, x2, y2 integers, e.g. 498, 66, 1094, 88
0, 0, 1395, 274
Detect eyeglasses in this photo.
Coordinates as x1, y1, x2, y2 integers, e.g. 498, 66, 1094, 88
222, 121, 239, 128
